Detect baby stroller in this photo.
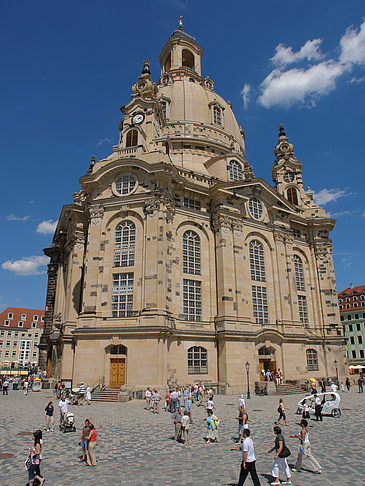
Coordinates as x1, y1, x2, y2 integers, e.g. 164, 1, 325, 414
59, 411, 76, 433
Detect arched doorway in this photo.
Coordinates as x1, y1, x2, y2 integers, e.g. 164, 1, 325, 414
258, 346, 276, 381
108, 345, 127, 389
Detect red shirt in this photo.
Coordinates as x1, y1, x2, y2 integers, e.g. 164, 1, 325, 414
89, 429, 97, 442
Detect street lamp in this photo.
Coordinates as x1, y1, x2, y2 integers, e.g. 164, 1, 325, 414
334, 359, 339, 384
245, 361, 251, 399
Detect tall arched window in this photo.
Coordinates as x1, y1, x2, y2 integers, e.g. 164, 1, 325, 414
182, 49, 194, 69
188, 346, 207, 374
293, 255, 305, 291
183, 230, 201, 275
287, 187, 298, 205
213, 105, 222, 125
249, 240, 266, 282
114, 221, 135, 267
228, 160, 243, 181
126, 129, 138, 147
306, 348, 318, 371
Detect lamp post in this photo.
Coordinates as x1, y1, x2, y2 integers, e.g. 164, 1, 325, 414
245, 361, 251, 399
334, 359, 339, 385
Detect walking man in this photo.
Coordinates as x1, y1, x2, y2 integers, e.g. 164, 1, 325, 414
358, 376, 364, 393
145, 387, 152, 410
172, 407, 183, 442
170, 389, 178, 413
237, 429, 261, 486
314, 395, 322, 422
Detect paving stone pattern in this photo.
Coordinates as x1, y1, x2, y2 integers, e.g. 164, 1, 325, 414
1, 389, 364, 485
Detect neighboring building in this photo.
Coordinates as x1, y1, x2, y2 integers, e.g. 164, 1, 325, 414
338, 284, 365, 372
39, 23, 345, 393
0, 307, 44, 372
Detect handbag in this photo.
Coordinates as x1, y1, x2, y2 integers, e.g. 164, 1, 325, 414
298, 446, 304, 454
278, 445, 291, 458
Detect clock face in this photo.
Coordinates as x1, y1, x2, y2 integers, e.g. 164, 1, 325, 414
284, 171, 294, 182
133, 113, 144, 125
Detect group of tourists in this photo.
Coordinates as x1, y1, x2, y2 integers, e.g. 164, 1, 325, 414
261, 369, 283, 384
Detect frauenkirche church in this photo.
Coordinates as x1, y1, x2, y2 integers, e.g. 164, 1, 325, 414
39, 21, 345, 393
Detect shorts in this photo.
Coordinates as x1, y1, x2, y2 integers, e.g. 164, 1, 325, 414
28, 464, 36, 481
81, 439, 88, 448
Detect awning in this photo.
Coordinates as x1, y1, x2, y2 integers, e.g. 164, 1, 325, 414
349, 365, 365, 369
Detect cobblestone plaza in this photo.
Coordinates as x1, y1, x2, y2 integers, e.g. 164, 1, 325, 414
1, 389, 364, 485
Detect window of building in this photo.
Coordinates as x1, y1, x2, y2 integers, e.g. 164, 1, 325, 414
183, 198, 201, 211
345, 304, 350, 309
340, 315, 344, 321
350, 336, 355, 344
21, 314, 27, 320
21, 333, 26, 337
160, 101, 167, 118
0, 331, 3, 336
293, 255, 305, 291
287, 187, 299, 205
7, 331, 11, 337
183, 231, 201, 275
338, 298, 343, 303
18, 321, 23, 327
306, 348, 319, 371
358, 336, 363, 344
183, 279, 202, 321
213, 105, 222, 125
361, 295, 365, 300
0, 341, 2, 347
35, 333, 38, 338
126, 129, 138, 147
32, 352, 37, 358
114, 221, 135, 267
19, 340, 31, 362
6, 341, 10, 347
110, 345, 127, 355
228, 160, 243, 181
356, 323, 361, 331
292, 229, 301, 239
353, 296, 358, 301
355, 313, 359, 319
41, 316, 45, 322
5, 351, 9, 357
182, 49, 194, 69
248, 197, 263, 220
112, 273, 134, 318
252, 285, 268, 323
360, 350, 364, 359
187, 346, 207, 374
33, 315, 38, 321
345, 297, 350, 302
31, 322, 37, 328
298, 295, 309, 327
114, 174, 137, 196
349, 324, 353, 332
8, 313, 13, 319
13, 341, 17, 347
352, 350, 356, 359
249, 240, 266, 282
339, 305, 343, 310
354, 303, 358, 308
348, 314, 352, 320
4, 320, 10, 326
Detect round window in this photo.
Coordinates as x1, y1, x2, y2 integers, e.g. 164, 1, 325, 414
112, 174, 138, 197
248, 197, 263, 220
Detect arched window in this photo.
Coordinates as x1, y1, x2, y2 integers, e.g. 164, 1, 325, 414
114, 221, 135, 267
183, 230, 201, 275
164, 53, 171, 72
188, 346, 207, 374
293, 255, 305, 291
126, 129, 138, 147
160, 101, 167, 118
306, 348, 318, 371
182, 49, 194, 69
110, 345, 127, 355
248, 197, 263, 220
249, 240, 266, 282
228, 160, 243, 181
213, 105, 222, 125
287, 187, 298, 205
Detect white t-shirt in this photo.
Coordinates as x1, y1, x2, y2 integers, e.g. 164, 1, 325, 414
331, 383, 338, 392
170, 391, 178, 400
207, 399, 214, 410
59, 399, 69, 413
242, 437, 256, 462
238, 397, 245, 408
181, 415, 190, 430
315, 397, 321, 406
145, 390, 151, 398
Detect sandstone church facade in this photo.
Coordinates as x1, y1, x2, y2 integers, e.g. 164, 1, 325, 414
39, 25, 345, 393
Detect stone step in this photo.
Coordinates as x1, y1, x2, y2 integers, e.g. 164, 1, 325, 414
91, 389, 121, 402
275, 384, 305, 395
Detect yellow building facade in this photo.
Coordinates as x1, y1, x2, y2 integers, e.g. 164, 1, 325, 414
39, 26, 345, 393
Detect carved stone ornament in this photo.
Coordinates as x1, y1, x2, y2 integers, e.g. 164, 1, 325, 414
72, 189, 86, 206
69, 231, 85, 250
89, 205, 104, 225
143, 198, 160, 217
212, 214, 233, 234
232, 220, 243, 237
315, 243, 332, 260
273, 231, 293, 244
53, 313, 62, 329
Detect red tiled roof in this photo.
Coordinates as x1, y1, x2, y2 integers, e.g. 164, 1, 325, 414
338, 285, 365, 297
0, 307, 44, 329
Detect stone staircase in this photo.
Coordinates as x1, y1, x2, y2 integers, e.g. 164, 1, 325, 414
276, 383, 305, 395
91, 388, 121, 402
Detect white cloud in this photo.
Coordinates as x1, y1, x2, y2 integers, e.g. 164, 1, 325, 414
241, 84, 251, 109
36, 220, 58, 234
341, 257, 352, 268
313, 188, 352, 205
2, 255, 49, 276
97, 137, 113, 146
271, 39, 323, 66
326, 209, 357, 218
7, 214, 30, 221
348, 76, 365, 84
340, 20, 365, 65
258, 62, 347, 108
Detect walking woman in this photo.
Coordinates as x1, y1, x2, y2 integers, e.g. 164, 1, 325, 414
276, 399, 289, 426
206, 409, 219, 443
44, 401, 54, 432
236, 406, 248, 444
86, 423, 97, 466
268, 426, 291, 485
85, 386, 92, 405
290, 419, 321, 474
26, 430, 45, 485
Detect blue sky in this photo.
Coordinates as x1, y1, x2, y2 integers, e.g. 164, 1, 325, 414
0, 0, 364, 311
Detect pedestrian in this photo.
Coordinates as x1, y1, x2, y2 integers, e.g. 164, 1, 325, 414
276, 399, 289, 426
268, 426, 292, 485
301, 401, 311, 427
79, 382, 85, 404
340, 382, 345, 392
172, 407, 183, 442
78, 419, 91, 462
2, 378, 9, 395
237, 429, 261, 486
152, 389, 161, 414
44, 401, 55, 431
358, 377, 364, 393
330, 382, 338, 393
238, 394, 245, 408
345, 377, 351, 392
290, 419, 321, 474
85, 386, 91, 405
58, 395, 70, 426
24, 379, 29, 395
182, 386, 189, 407
314, 394, 322, 422
206, 409, 219, 443
86, 423, 97, 466
145, 387, 152, 410
164, 390, 171, 411
170, 389, 178, 413
181, 410, 190, 444
26, 430, 45, 485
185, 391, 193, 423
236, 406, 248, 444
320, 378, 326, 393
206, 396, 215, 411
176, 387, 182, 409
